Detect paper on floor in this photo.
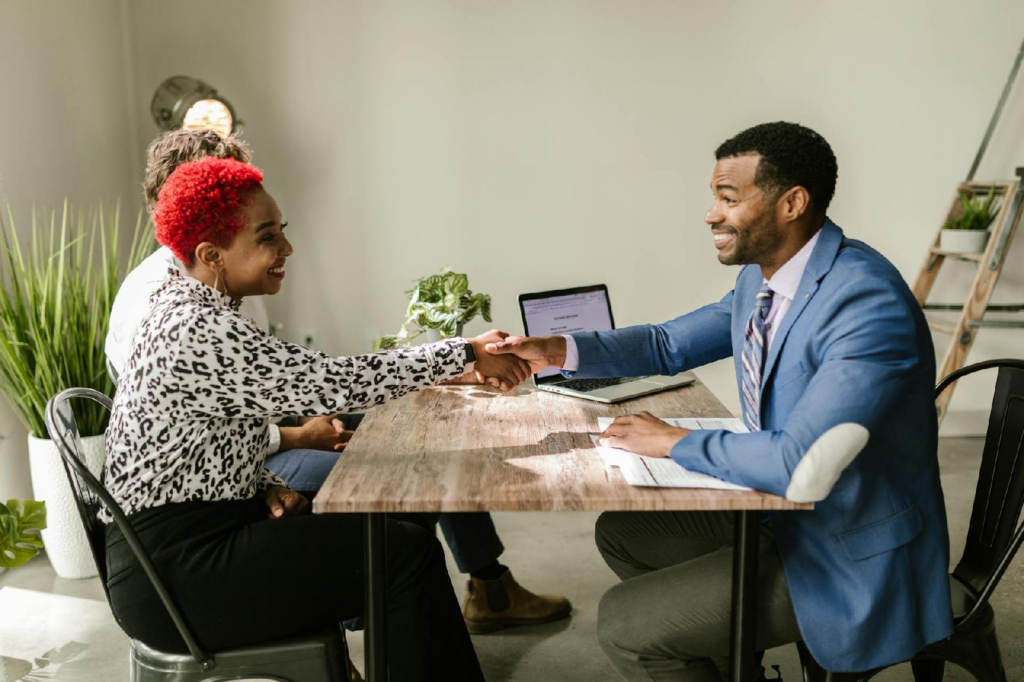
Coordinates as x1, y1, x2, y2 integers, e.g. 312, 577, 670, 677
593, 417, 751, 490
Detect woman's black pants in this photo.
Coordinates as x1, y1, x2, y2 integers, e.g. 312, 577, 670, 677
104, 498, 485, 681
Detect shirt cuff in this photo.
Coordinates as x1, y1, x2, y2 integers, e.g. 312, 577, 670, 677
259, 467, 290, 492
561, 335, 580, 372
267, 423, 282, 455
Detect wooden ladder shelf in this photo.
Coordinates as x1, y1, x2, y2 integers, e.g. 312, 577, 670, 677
912, 167, 1024, 421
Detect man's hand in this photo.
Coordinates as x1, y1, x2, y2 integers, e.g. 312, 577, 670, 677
483, 335, 567, 375
264, 486, 309, 519
281, 416, 354, 452
598, 411, 691, 458
304, 415, 355, 451
468, 330, 532, 393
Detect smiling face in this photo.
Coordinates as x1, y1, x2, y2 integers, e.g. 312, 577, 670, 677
704, 154, 785, 268
213, 187, 293, 298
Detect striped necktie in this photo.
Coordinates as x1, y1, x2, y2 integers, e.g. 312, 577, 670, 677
741, 283, 774, 432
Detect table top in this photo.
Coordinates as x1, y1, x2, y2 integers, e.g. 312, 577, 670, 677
314, 378, 812, 514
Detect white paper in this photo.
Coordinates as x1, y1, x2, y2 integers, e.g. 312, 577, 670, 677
593, 416, 751, 490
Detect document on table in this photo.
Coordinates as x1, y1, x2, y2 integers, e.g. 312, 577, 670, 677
593, 417, 751, 490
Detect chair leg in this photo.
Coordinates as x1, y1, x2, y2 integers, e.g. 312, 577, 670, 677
911, 658, 944, 682
946, 628, 1006, 682
920, 605, 1006, 682
797, 641, 876, 682
796, 641, 827, 682
824, 674, 871, 682
968, 627, 1007, 682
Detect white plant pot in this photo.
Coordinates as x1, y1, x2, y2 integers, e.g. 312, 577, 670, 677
940, 229, 990, 254
425, 324, 463, 344
28, 434, 105, 579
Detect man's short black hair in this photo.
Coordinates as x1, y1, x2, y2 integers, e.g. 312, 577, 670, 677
715, 122, 838, 215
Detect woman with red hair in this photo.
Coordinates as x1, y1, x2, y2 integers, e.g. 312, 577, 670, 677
103, 156, 527, 680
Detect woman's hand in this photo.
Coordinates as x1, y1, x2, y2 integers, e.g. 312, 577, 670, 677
265, 486, 309, 519
597, 412, 691, 458
468, 330, 532, 393
442, 371, 486, 385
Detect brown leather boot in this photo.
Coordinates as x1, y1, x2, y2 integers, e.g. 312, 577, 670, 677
462, 570, 572, 634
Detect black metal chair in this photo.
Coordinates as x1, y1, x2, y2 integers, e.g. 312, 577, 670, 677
796, 358, 1024, 682
44, 387, 351, 682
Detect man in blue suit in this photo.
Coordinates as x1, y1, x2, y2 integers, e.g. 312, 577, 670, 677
486, 122, 953, 680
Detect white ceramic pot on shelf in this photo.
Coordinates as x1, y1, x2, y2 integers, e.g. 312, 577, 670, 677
424, 324, 464, 344
940, 229, 990, 254
27, 433, 105, 579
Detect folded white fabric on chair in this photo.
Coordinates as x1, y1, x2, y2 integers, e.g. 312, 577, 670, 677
786, 423, 870, 503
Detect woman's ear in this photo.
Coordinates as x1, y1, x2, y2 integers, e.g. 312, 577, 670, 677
194, 242, 222, 270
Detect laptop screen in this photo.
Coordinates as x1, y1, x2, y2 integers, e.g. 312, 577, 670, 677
520, 285, 614, 380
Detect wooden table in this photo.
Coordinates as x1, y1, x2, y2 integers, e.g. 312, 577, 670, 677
315, 379, 811, 681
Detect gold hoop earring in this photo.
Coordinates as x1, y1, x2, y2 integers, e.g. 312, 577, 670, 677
212, 270, 230, 305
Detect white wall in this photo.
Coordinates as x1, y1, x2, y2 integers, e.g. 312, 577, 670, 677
126, 0, 1024, 429
2, 1, 1021, 500
0, 0, 139, 501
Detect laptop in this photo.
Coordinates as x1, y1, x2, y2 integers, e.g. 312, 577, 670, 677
518, 284, 695, 403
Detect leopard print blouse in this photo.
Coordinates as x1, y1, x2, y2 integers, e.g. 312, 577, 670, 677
101, 269, 467, 522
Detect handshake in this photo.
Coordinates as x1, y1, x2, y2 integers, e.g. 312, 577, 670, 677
462, 331, 687, 457
463, 330, 568, 393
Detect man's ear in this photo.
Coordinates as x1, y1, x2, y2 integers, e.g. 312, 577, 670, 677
193, 242, 222, 270
778, 186, 811, 223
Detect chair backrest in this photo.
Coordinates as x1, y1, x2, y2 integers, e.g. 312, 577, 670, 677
44, 388, 113, 586
937, 360, 1024, 608
44, 388, 215, 671
105, 357, 120, 385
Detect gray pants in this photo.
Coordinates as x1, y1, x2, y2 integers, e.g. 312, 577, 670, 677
595, 511, 801, 681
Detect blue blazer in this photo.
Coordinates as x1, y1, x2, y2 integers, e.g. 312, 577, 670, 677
570, 220, 953, 671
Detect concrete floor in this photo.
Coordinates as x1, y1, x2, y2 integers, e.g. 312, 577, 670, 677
0, 437, 1019, 681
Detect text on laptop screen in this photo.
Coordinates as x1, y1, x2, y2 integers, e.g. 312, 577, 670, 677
522, 290, 613, 378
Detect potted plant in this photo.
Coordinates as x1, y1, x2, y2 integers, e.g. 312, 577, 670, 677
374, 266, 492, 349
0, 498, 46, 573
0, 201, 153, 579
940, 187, 1000, 254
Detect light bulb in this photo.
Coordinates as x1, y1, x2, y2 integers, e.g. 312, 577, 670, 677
182, 99, 234, 138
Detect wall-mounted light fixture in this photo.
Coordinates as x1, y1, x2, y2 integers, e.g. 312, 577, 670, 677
150, 75, 239, 138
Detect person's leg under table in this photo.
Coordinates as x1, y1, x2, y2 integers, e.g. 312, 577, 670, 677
268, 432, 570, 639
438, 511, 573, 633
595, 510, 798, 682
438, 512, 505, 575
264, 447, 340, 498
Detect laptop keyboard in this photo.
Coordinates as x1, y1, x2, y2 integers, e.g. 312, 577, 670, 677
558, 377, 644, 393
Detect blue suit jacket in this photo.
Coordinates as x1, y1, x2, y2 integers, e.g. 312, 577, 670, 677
570, 220, 953, 671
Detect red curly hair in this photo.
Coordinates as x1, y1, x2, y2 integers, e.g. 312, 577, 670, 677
154, 156, 264, 265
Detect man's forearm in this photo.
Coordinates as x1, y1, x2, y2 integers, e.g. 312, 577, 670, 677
543, 335, 568, 368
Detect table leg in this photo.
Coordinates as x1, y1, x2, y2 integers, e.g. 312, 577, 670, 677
365, 512, 388, 681
730, 510, 760, 682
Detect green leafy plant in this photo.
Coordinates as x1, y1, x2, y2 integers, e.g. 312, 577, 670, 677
0, 201, 155, 438
375, 266, 491, 350
0, 498, 46, 568
943, 188, 1001, 231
